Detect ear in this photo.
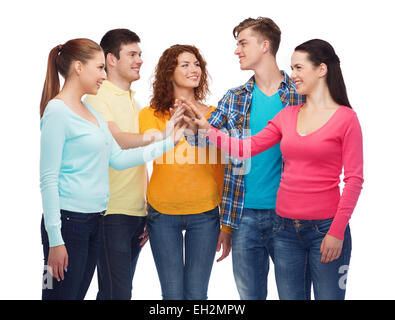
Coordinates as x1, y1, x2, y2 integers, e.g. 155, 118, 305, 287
106, 53, 118, 69
319, 63, 328, 78
262, 40, 270, 54
73, 61, 83, 76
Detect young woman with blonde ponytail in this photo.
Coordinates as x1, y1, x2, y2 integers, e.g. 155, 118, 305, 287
39, 38, 186, 300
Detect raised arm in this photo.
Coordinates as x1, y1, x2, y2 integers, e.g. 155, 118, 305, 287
181, 99, 283, 160
206, 123, 282, 160
109, 113, 186, 170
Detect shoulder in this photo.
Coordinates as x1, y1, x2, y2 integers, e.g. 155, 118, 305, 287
228, 77, 254, 96
337, 106, 360, 126
40, 99, 70, 131
283, 104, 301, 114
139, 106, 156, 118
42, 99, 69, 119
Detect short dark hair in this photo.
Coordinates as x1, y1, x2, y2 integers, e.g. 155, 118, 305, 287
100, 28, 140, 59
233, 17, 281, 56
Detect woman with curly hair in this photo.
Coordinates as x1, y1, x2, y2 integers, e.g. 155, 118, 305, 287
138, 45, 225, 300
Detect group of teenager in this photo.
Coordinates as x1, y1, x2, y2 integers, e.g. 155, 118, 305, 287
39, 17, 364, 300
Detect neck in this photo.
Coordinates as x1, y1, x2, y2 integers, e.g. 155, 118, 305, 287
253, 55, 283, 92
58, 79, 85, 105
305, 81, 338, 110
107, 72, 132, 91
173, 86, 196, 103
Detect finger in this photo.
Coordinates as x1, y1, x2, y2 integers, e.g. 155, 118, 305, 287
58, 261, 65, 280
51, 263, 60, 282
327, 248, 336, 263
139, 236, 149, 247
321, 248, 328, 264
182, 103, 200, 120
322, 249, 332, 263
217, 244, 230, 262
182, 115, 195, 126
331, 248, 341, 262
64, 253, 69, 274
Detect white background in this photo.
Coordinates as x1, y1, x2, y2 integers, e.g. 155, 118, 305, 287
0, 0, 394, 300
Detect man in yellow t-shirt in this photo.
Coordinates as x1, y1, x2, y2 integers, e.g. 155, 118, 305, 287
85, 29, 154, 300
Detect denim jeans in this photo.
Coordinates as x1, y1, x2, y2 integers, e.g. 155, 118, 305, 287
41, 210, 103, 300
96, 214, 146, 300
147, 204, 220, 300
231, 208, 276, 300
273, 215, 352, 300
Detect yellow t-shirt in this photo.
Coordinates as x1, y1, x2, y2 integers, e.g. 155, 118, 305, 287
84, 80, 147, 216
139, 105, 225, 215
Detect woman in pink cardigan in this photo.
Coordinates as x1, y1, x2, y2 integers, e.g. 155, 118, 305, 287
181, 39, 363, 300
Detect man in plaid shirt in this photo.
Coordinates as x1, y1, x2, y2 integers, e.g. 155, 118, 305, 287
192, 17, 305, 299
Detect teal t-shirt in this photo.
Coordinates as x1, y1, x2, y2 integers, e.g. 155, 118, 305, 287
244, 84, 283, 209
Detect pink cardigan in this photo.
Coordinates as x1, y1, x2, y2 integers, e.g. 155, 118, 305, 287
207, 105, 363, 240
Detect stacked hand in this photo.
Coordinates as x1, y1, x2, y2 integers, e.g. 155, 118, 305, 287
164, 105, 188, 145
171, 98, 211, 135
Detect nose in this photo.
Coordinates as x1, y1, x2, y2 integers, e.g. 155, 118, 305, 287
137, 56, 143, 66
234, 47, 240, 56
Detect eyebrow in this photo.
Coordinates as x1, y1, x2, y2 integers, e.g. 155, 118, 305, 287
128, 50, 142, 55
179, 60, 199, 64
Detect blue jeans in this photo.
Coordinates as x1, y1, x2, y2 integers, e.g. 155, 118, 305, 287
231, 208, 276, 300
147, 204, 220, 300
273, 215, 352, 300
96, 214, 146, 300
41, 210, 103, 300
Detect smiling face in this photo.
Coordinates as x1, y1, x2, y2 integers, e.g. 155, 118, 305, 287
291, 50, 327, 95
113, 42, 143, 83
78, 50, 107, 95
172, 51, 202, 90
234, 27, 268, 71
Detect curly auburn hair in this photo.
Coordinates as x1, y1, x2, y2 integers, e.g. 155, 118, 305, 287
150, 44, 210, 117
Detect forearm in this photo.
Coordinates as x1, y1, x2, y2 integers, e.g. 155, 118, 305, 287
110, 136, 175, 170
113, 131, 162, 149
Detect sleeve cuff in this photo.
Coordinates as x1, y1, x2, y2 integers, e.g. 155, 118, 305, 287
221, 225, 233, 235
47, 226, 65, 248
327, 214, 350, 241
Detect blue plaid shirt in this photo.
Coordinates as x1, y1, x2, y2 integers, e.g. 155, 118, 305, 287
204, 71, 305, 229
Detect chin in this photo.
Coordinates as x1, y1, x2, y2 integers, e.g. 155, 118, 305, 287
130, 74, 140, 82
87, 88, 99, 95
239, 63, 251, 71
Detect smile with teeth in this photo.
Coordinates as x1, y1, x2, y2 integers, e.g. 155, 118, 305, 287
188, 76, 198, 81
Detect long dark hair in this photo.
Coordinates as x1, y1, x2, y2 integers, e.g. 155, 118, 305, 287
295, 39, 351, 108
40, 38, 102, 118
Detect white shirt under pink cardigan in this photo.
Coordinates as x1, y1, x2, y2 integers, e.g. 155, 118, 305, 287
207, 104, 363, 240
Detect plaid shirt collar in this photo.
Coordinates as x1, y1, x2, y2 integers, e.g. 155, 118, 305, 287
235, 70, 296, 95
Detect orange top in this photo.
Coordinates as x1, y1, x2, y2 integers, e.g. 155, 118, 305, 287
139, 105, 225, 215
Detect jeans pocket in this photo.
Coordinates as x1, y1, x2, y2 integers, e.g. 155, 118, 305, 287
61, 210, 89, 223
314, 218, 334, 236
201, 206, 220, 217
147, 205, 161, 221
272, 215, 283, 235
